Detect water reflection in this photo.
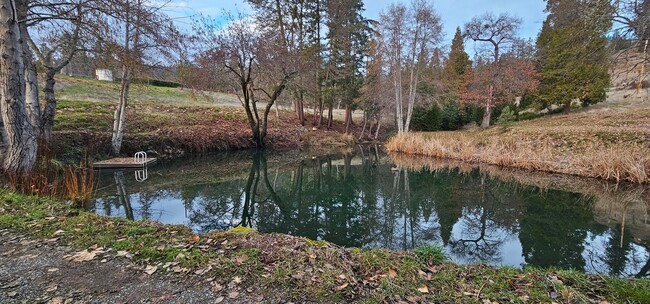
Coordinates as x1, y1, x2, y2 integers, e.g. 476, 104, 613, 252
90, 148, 650, 277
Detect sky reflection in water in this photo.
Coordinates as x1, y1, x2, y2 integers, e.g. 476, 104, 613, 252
90, 149, 650, 278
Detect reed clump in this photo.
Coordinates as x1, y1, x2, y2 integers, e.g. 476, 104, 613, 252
386, 132, 650, 184
4, 152, 96, 206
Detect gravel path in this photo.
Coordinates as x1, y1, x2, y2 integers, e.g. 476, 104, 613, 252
0, 230, 279, 304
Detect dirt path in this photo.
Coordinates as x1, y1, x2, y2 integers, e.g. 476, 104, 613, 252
0, 230, 276, 304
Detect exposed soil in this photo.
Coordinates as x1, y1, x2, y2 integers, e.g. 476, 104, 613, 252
0, 230, 283, 304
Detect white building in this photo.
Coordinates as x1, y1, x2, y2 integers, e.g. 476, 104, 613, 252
95, 69, 113, 81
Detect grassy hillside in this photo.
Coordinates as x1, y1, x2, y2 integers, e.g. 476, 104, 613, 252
50, 76, 356, 160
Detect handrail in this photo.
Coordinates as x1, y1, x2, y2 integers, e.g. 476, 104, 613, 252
134, 151, 147, 164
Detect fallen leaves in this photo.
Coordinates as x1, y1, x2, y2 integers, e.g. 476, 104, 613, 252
65, 250, 97, 262
116, 250, 134, 259
388, 268, 398, 278
335, 282, 349, 291
194, 265, 212, 275
144, 265, 158, 275
210, 282, 224, 293
234, 254, 248, 265
418, 285, 429, 294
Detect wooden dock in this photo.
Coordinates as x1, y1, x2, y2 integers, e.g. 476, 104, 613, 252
93, 157, 157, 169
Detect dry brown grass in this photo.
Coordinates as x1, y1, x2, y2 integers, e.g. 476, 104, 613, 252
6, 154, 96, 206
386, 88, 650, 184
386, 131, 650, 184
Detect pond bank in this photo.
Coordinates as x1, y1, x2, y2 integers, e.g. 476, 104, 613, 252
385, 97, 650, 184
1, 192, 648, 303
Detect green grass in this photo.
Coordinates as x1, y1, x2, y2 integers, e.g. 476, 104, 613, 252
414, 244, 448, 266
55, 74, 237, 106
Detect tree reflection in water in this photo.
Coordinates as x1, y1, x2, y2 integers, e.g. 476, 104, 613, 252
90, 148, 650, 276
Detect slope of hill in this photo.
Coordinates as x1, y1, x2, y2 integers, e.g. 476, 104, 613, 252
51, 76, 356, 161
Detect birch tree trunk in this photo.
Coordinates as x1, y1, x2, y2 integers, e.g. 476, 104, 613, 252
112, 67, 132, 154
394, 60, 403, 133
0, 0, 37, 174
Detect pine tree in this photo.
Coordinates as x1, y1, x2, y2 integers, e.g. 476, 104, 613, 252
536, 0, 613, 111
443, 27, 471, 98
325, 0, 370, 133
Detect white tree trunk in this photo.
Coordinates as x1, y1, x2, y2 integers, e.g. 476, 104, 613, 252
394, 59, 404, 134
112, 67, 131, 154
0, 0, 37, 174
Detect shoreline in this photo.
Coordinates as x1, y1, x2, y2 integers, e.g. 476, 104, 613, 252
385, 131, 650, 184
1, 191, 648, 303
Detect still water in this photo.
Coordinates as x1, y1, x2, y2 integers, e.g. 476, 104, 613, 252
90, 148, 650, 277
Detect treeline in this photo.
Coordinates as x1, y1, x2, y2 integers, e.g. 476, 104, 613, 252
181, 0, 648, 137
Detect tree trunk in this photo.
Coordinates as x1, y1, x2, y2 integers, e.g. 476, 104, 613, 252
16, 1, 40, 134
637, 39, 648, 96
112, 67, 132, 154
295, 92, 304, 125
481, 85, 493, 129
327, 103, 333, 130
317, 98, 324, 128
344, 103, 352, 134
312, 102, 318, 126
394, 66, 403, 134
374, 117, 381, 140
0, 0, 37, 174
41, 70, 57, 143
360, 111, 367, 139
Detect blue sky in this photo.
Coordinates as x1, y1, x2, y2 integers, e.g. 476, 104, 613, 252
165, 0, 547, 51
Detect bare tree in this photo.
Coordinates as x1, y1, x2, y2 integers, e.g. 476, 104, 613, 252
380, 0, 442, 134
23, 0, 89, 142
96, 0, 179, 154
464, 13, 521, 128
610, 0, 650, 93
0, 0, 37, 174
198, 14, 296, 148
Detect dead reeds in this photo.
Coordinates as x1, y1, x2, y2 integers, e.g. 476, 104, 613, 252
4, 153, 96, 207
386, 132, 650, 184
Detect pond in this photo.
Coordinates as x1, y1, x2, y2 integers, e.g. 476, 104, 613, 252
89, 147, 650, 278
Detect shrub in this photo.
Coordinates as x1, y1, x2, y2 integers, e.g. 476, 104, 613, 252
411, 105, 442, 131
132, 78, 182, 88
462, 104, 484, 126
414, 244, 447, 266
517, 111, 540, 121
496, 105, 516, 126
441, 101, 461, 130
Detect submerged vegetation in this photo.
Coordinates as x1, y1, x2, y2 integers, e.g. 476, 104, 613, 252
1, 191, 649, 303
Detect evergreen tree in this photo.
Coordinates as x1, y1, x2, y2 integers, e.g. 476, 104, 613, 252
443, 27, 471, 98
325, 0, 370, 133
536, 0, 613, 111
